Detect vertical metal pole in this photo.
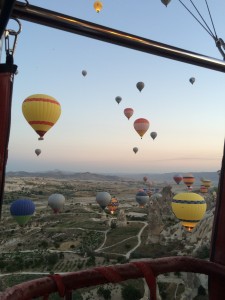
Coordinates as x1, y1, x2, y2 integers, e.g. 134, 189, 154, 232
208, 141, 225, 298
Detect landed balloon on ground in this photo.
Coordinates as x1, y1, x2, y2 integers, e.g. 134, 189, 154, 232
136, 81, 145, 92
10, 199, 35, 227
35, 149, 41, 156
173, 174, 183, 185
189, 77, 195, 84
133, 118, 150, 139
172, 192, 206, 232
82, 70, 87, 77
22, 94, 61, 140
115, 96, 122, 104
96, 192, 111, 210
48, 193, 65, 213
107, 197, 119, 214
93, 0, 103, 12
124, 108, 134, 120
150, 132, 157, 140
136, 191, 149, 208
133, 147, 138, 154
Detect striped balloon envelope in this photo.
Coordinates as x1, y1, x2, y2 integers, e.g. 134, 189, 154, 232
22, 94, 61, 140
172, 192, 206, 232
107, 197, 119, 214
133, 118, 150, 138
182, 173, 195, 188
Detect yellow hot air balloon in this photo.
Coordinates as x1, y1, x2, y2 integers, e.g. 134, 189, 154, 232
172, 192, 206, 232
94, 1, 103, 13
201, 178, 211, 188
22, 94, 61, 140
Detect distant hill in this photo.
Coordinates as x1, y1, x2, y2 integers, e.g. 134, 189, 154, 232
6, 170, 121, 181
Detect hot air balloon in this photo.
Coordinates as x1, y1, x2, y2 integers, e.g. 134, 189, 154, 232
22, 94, 61, 140
183, 173, 195, 189
107, 196, 119, 214
201, 179, 212, 188
82, 70, 87, 77
200, 185, 208, 193
136, 81, 145, 92
150, 132, 157, 140
124, 108, 134, 120
133, 118, 150, 139
96, 192, 111, 210
189, 77, 195, 84
48, 193, 65, 213
143, 176, 148, 183
161, 0, 171, 7
93, 1, 103, 13
136, 191, 149, 208
173, 174, 183, 185
133, 147, 138, 154
35, 149, 41, 156
115, 96, 122, 104
172, 192, 206, 232
10, 199, 35, 227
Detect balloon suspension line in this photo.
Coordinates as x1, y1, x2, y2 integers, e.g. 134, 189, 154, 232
177, 0, 225, 60
4, 18, 22, 65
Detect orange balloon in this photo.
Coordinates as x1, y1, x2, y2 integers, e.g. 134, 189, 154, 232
133, 118, 150, 138
124, 108, 134, 120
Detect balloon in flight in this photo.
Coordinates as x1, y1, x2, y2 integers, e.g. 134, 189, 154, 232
150, 132, 157, 140
115, 96, 122, 104
200, 179, 211, 188
35, 149, 41, 156
10, 199, 35, 227
22, 94, 61, 140
82, 70, 87, 77
136, 191, 149, 208
143, 176, 148, 183
161, 0, 171, 7
133, 118, 150, 138
96, 191, 111, 210
189, 77, 195, 85
93, 1, 103, 13
48, 193, 65, 213
173, 174, 183, 185
183, 173, 195, 189
136, 81, 145, 92
133, 147, 138, 154
107, 196, 119, 214
172, 192, 206, 232
124, 108, 134, 120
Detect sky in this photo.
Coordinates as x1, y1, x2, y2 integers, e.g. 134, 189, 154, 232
3, 0, 225, 174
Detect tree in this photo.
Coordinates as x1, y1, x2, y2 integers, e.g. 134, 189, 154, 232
121, 285, 142, 300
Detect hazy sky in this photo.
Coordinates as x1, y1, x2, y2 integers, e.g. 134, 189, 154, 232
4, 0, 225, 173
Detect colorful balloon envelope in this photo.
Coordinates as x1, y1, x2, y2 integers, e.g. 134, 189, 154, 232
22, 94, 61, 140
172, 192, 206, 232
200, 185, 208, 193
107, 197, 119, 214
136, 191, 149, 208
93, 0, 103, 13
133, 147, 138, 154
136, 81, 145, 92
201, 179, 211, 188
35, 149, 41, 156
183, 173, 195, 188
48, 193, 65, 213
10, 199, 35, 227
124, 108, 134, 120
115, 96, 122, 104
133, 118, 150, 139
96, 191, 111, 210
150, 132, 157, 140
173, 174, 183, 185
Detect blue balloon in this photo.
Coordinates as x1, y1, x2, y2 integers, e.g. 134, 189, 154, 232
10, 199, 35, 216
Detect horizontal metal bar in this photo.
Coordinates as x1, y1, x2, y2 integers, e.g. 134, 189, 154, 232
11, 1, 225, 73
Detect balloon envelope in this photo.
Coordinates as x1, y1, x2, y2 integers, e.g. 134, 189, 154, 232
96, 192, 111, 210
10, 199, 35, 226
82, 70, 87, 77
115, 96, 122, 104
93, 1, 103, 12
22, 94, 61, 140
35, 149, 41, 156
150, 132, 157, 140
107, 197, 119, 214
161, 0, 171, 6
48, 193, 65, 213
173, 174, 183, 185
136, 191, 149, 207
172, 192, 206, 232
189, 77, 195, 84
124, 108, 134, 120
133, 118, 150, 138
133, 147, 138, 154
136, 81, 145, 92
183, 173, 195, 188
